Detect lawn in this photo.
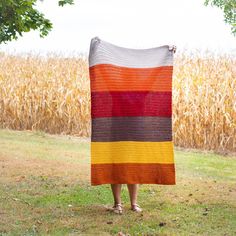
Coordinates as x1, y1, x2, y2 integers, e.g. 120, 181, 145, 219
0, 128, 235, 236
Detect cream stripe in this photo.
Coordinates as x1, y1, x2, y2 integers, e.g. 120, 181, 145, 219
91, 141, 174, 164
89, 36, 174, 68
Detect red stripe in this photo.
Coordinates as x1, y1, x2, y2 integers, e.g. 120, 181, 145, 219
91, 91, 172, 118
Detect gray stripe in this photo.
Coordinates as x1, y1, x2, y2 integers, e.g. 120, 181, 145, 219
89, 36, 174, 68
91, 116, 172, 142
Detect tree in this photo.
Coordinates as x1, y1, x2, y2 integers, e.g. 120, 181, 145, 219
0, 0, 74, 44
204, 0, 236, 36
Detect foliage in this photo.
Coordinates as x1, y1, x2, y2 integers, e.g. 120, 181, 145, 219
0, 0, 74, 44
204, 0, 236, 36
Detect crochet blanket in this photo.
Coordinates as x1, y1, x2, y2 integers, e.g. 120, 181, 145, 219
89, 36, 176, 185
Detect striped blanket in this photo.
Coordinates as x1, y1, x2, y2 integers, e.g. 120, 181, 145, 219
89, 36, 176, 186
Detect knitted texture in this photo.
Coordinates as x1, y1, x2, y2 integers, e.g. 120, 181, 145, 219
89, 36, 176, 185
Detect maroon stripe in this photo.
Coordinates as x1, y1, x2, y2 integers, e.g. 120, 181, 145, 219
91, 116, 172, 141
91, 91, 171, 118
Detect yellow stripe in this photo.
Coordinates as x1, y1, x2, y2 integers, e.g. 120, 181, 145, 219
91, 141, 174, 164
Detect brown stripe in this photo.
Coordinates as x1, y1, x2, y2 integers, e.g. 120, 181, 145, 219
91, 163, 176, 185
89, 64, 173, 92
92, 116, 172, 141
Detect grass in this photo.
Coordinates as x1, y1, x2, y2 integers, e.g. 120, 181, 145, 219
0, 128, 236, 235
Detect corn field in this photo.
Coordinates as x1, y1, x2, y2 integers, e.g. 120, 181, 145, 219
0, 50, 235, 154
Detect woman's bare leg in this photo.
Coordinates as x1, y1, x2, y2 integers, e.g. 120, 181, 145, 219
110, 184, 122, 204
127, 184, 139, 206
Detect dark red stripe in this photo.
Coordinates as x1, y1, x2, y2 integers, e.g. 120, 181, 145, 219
91, 91, 172, 118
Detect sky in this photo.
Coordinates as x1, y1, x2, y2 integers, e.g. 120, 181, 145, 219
0, 0, 235, 57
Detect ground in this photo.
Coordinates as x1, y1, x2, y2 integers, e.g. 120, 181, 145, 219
0, 128, 235, 235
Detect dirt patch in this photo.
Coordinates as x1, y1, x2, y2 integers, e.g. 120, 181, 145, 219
0, 154, 90, 185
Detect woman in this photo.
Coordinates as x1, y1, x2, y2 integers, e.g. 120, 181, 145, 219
89, 37, 176, 215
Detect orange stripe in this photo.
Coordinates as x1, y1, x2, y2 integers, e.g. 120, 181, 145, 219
91, 163, 176, 185
89, 64, 173, 92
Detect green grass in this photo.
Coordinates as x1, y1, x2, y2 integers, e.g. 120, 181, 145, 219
0, 128, 236, 236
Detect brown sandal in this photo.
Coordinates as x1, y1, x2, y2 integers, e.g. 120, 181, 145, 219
130, 203, 142, 212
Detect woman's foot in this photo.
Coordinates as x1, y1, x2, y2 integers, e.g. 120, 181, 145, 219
113, 203, 123, 214
130, 203, 142, 212
107, 203, 123, 214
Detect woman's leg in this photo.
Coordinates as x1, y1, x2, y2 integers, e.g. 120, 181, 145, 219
110, 184, 122, 204
127, 184, 139, 206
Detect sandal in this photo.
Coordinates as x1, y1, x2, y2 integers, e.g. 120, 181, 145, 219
106, 203, 123, 214
130, 203, 142, 212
